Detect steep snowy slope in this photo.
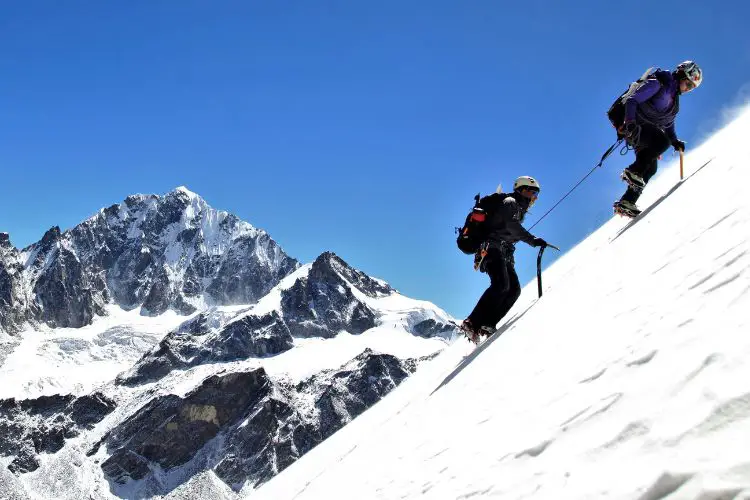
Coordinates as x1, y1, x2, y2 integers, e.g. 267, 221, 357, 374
252, 109, 750, 500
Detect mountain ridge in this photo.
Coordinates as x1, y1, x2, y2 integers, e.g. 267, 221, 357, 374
1, 186, 299, 334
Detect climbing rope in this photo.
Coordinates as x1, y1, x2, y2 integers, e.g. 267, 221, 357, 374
528, 138, 626, 231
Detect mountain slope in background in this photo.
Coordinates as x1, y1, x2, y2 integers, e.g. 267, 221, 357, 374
1, 249, 454, 497
0, 189, 458, 498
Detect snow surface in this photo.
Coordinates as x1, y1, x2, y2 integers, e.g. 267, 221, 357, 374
250, 110, 750, 500
0, 306, 191, 399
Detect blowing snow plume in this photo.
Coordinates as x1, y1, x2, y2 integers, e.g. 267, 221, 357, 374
252, 109, 750, 499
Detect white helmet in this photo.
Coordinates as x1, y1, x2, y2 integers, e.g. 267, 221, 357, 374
676, 60, 702, 89
513, 175, 540, 192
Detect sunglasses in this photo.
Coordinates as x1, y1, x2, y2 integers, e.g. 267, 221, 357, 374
523, 188, 539, 199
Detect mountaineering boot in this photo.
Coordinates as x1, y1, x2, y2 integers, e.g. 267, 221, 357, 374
621, 168, 645, 190
460, 319, 480, 344
613, 200, 641, 218
478, 325, 496, 338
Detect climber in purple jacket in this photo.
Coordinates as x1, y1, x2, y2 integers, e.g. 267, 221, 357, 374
613, 61, 703, 217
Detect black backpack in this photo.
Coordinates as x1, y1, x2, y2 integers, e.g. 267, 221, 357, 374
456, 194, 488, 255
607, 67, 670, 132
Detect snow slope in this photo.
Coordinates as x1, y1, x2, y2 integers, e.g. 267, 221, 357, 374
0, 306, 190, 399
252, 109, 750, 500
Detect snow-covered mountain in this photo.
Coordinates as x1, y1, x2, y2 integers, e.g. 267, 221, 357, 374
250, 109, 750, 499
0, 186, 299, 334
0, 190, 458, 498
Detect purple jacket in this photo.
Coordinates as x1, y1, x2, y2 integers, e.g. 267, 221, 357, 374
624, 70, 679, 141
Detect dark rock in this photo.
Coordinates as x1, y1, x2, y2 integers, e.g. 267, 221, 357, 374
412, 318, 459, 339
318, 252, 394, 297
99, 347, 433, 492
118, 311, 293, 385
69, 393, 118, 427
16, 394, 75, 416
0, 392, 115, 474
281, 253, 378, 338
213, 349, 424, 491
102, 369, 271, 484
40, 226, 61, 247
101, 449, 151, 483
0, 236, 31, 334
141, 265, 173, 316
307, 349, 415, 440
204, 233, 298, 306
8, 452, 39, 474
214, 396, 315, 488
32, 245, 105, 328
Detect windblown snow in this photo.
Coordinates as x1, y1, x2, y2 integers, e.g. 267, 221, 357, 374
251, 109, 750, 500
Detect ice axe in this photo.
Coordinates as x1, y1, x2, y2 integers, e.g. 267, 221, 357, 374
536, 243, 560, 298
679, 150, 684, 180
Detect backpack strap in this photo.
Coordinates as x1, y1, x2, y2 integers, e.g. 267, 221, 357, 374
651, 69, 673, 86
620, 67, 657, 104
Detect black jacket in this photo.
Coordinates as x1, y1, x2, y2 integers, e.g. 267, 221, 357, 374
478, 192, 536, 250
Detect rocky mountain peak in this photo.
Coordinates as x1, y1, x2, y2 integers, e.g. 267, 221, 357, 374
172, 185, 201, 200
0, 233, 11, 248
0, 189, 299, 333
39, 226, 62, 248
123, 193, 158, 210
311, 251, 394, 298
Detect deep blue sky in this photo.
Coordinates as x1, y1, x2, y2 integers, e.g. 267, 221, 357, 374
1, 1, 749, 319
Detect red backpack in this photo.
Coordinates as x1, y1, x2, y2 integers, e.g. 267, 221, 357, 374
456, 194, 488, 255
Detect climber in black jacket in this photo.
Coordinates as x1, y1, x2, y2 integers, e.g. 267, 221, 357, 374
461, 176, 548, 343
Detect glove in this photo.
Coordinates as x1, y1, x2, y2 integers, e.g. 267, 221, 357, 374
618, 121, 638, 138
530, 237, 548, 248
672, 139, 686, 152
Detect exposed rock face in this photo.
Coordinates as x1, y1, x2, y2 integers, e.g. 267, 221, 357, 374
116, 251, 445, 391
281, 252, 384, 338
28, 227, 108, 329
0, 233, 30, 334
0, 188, 299, 333
0, 392, 115, 473
101, 370, 271, 484
100, 349, 429, 492
118, 311, 294, 385
216, 349, 429, 489
412, 318, 458, 339
303, 348, 417, 440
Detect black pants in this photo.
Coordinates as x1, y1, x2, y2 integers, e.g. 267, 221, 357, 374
467, 249, 521, 330
620, 122, 671, 204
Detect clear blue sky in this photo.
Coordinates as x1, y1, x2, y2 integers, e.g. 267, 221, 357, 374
1, 1, 749, 319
